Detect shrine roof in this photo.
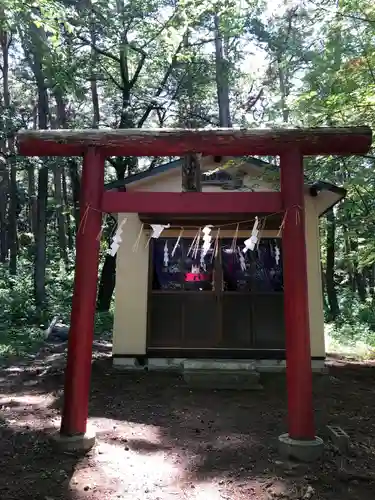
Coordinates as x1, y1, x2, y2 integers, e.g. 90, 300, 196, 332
104, 155, 346, 217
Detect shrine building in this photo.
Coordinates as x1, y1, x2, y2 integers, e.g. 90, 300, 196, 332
108, 154, 344, 372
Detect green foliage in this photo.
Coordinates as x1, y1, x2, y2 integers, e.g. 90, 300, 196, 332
0, 248, 113, 360
2, 0, 375, 359
325, 289, 375, 354
0, 326, 44, 360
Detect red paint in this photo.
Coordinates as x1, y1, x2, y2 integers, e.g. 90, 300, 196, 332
185, 272, 210, 282
17, 127, 372, 157
280, 149, 315, 440
101, 191, 283, 214
60, 148, 105, 436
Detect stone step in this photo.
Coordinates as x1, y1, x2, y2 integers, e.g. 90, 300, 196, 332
183, 360, 262, 390
183, 359, 256, 371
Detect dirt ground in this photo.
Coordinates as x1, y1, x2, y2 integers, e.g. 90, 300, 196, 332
1, 342, 375, 500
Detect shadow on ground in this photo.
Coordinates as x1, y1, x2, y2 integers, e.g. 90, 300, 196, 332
2, 341, 375, 499
0, 412, 81, 500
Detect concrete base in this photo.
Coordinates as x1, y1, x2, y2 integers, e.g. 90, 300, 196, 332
52, 426, 96, 452
327, 425, 350, 454
112, 357, 327, 373
278, 433, 324, 462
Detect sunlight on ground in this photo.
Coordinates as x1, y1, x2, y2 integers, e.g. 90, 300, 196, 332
90, 417, 185, 494
0, 393, 59, 430
75, 416, 268, 499
325, 330, 375, 360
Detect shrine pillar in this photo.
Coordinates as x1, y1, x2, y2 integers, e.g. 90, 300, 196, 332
56, 147, 104, 451
278, 148, 324, 461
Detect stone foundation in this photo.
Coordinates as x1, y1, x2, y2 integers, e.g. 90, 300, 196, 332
112, 357, 327, 373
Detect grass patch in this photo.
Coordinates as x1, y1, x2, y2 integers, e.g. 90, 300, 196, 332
325, 323, 375, 360
0, 326, 45, 362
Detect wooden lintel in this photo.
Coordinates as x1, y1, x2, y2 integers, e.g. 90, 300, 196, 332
101, 191, 283, 214
16, 126, 372, 157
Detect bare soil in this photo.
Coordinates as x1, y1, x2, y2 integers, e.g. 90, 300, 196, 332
1, 342, 375, 500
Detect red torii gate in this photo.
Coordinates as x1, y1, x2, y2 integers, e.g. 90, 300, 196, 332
17, 127, 372, 457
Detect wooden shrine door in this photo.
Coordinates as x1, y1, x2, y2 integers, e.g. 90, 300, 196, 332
148, 236, 285, 354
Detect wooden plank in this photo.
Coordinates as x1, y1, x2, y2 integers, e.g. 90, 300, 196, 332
17, 126, 372, 157
101, 191, 283, 214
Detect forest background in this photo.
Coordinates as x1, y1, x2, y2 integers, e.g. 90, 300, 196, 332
1, 0, 374, 358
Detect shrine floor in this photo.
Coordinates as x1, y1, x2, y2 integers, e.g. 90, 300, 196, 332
0, 339, 374, 500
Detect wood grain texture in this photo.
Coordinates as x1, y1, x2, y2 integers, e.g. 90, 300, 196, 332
17, 126, 372, 157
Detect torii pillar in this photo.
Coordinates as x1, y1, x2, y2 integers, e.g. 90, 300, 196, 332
278, 149, 324, 461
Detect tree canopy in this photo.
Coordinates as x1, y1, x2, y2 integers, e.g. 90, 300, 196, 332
1, 0, 375, 350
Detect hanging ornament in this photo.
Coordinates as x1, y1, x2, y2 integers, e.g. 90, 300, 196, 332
150, 223, 170, 239
193, 228, 202, 259
200, 245, 206, 271
96, 214, 109, 242
108, 218, 127, 256
238, 247, 246, 271
243, 216, 259, 253
163, 240, 169, 267
231, 223, 239, 254
172, 228, 184, 257
201, 225, 213, 258
211, 228, 220, 262
275, 245, 280, 265
187, 228, 201, 257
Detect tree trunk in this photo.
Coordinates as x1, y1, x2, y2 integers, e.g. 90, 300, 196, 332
35, 165, 48, 307
342, 224, 355, 292
1, 17, 18, 274
0, 91, 8, 263
214, 13, 232, 127
277, 59, 289, 123
326, 209, 339, 320
369, 264, 375, 297
96, 1, 133, 311
32, 47, 50, 307
321, 262, 328, 311
349, 238, 367, 302
62, 166, 74, 250
53, 163, 69, 266
8, 151, 18, 275
96, 255, 117, 311
355, 271, 367, 302
89, 0, 100, 128
68, 159, 81, 230
27, 161, 37, 237
0, 160, 7, 263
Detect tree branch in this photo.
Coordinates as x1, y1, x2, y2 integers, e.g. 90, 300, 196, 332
129, 47, 147, 90
98, 60, 123, 90
76, 34, 121, 62
137, 40, 184, 128
140, 12, 176, 50
188, 112, 219, 127
106, 157, 118, 169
